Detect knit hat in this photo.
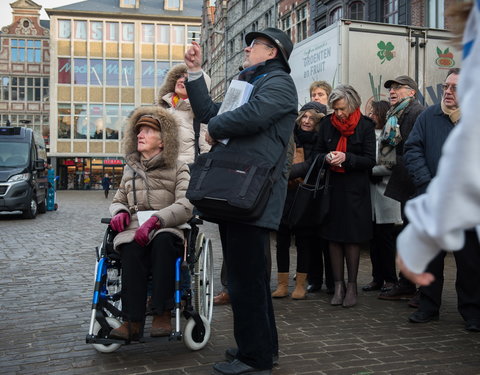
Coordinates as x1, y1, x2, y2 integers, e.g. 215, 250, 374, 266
300, 101, 327, 115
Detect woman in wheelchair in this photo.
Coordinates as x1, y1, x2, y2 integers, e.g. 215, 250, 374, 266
108, 106, 193, 341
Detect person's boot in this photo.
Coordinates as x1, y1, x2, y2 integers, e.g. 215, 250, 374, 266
109, 321, 143, 341
330, 281, 345, 306
213, 291, 230, 305
271, 272, 289, 298
291, 272, 308, 300
343, 282, 357, 308
150, 310, 172, 337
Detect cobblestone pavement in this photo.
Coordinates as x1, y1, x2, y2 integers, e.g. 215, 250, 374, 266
1, 191, 480, 375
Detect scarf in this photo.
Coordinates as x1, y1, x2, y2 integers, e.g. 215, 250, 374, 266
330, 108, 361, 173
171, 94, 186, 108
378, 96, 412, 168
441, 101, 461, 124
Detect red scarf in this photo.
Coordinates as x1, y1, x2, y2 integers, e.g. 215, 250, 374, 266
329, 108, 361, 173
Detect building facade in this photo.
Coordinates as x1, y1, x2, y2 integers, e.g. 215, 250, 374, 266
0, 0, 50, 145
47, 0, 202, 190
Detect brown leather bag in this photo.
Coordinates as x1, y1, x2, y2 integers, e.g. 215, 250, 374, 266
288, 147, 305, 189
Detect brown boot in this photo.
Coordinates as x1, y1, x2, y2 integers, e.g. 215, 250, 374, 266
213, 291, 230, 305
109, 321, 143, 341
291, 272, 308, 300
271, 272, 289, 298
343, 282, 357, 308
150, 310, 172, 337
330, 281, 345, 306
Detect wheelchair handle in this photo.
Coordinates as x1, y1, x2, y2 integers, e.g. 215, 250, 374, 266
101, 218, 112, 224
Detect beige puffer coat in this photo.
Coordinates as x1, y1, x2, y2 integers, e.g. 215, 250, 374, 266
110, 106, 193, 250
158, 64, 211, 163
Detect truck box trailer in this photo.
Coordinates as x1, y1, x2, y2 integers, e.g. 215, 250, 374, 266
289, 19, 458, 112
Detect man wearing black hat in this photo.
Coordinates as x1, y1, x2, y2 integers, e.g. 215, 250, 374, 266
184, 28, 297, 375
377, 75, 424, 301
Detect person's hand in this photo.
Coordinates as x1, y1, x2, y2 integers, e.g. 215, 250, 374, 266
134, 216, 160, 247
326, 151, 345, 167
396, 254, 435, 286
110, 211, 130, 232
184, 41, 202, 72
205, 131, 217, 146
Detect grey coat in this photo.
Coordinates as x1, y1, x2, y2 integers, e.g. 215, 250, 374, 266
185, 59, 298, 230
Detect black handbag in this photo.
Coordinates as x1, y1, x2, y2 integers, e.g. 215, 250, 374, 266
186, 146, 288, 222
287, 154, 331, 228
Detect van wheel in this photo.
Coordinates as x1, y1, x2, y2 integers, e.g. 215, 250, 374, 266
22, 198, 38, 219
38, 192, 47, 214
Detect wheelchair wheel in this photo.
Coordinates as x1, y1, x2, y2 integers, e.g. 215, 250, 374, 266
184, 315, 211, 351
193, 233, 214, 324
106, 266, 122, 314
92, 317, 122, 353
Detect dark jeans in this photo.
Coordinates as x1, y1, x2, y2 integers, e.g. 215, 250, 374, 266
219, 222, 277, 370
275, 223, 311, 273
119, 232, 183, 321
369, 223, 398, 285
419, 231, 480, 322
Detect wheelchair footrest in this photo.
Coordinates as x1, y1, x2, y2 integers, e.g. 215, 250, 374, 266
169, 331, 183, 341
86, 334, 124, 345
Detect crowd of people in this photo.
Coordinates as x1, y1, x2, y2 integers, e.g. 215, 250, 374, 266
103, 2, 479, 374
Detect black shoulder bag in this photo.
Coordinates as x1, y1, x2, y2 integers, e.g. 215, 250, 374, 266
186, 144, 289, 222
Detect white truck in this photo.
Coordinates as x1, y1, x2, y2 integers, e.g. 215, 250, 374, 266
289, 19, 458, 112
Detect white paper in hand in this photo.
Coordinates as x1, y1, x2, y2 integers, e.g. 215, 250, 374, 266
137, 210, 157, 226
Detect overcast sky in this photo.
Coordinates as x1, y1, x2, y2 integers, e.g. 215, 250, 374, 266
0, 0, 77, 28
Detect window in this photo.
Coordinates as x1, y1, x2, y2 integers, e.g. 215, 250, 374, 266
172, 25, 185, 44
90, 59, 104, 85
296, 6, 307, 42
58, 58, 72, 84
157, 25, 169, 43
1, 77, 9, 101
58, 104, 71, 139
142, 61, 155, 87
106, 60, 119, 86
89, 104, 104, 139
188, 26, 201, 44
74, 58, 87, 85
349, 2, 364, 20
264, 12, 270, 27
330, 7, 343, 24
90, 21, 103, 40
106, 22, 118, 41
11, 77, 25, 101
242, 0, 247, 14
120, 0, 137, 8
428, 0, 445, 28
252, 21, 258, 32
122, 23, 134, 42
105, 105, 120, 139
11, 39, 41, 63
156, 62, 170, 86
121, 60, 135, 87
58, 20, 71, 39
74, 104, 87, 139
26, 78, 41, 101
282, 14, 291, 39
384, 0, 399, 24
74, 20, 87, 40
142, 24, 155, 43
165, 0, 181, 10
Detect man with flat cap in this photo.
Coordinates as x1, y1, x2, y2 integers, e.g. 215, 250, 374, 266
184, 28, 297, 375
377, 75, 424, 301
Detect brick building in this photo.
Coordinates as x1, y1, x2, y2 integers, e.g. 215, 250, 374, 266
0, 0, 50, 144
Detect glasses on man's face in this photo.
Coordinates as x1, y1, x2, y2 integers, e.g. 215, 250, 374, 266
248, 39, 274, 49
442, 84, 457, 93
386, 84, 411, 92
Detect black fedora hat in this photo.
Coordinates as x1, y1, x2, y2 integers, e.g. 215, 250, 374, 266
245, 27, 293, 72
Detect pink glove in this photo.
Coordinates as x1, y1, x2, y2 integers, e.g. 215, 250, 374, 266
134, 216, 160, 247
110, 212, 131, 232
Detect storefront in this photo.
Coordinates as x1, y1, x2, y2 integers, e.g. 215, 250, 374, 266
57, 157, 125, 190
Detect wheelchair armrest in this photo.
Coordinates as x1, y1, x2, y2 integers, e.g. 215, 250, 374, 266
177, 223, 191, 230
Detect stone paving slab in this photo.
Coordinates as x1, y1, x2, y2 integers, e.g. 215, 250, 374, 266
0, 191, 479, 375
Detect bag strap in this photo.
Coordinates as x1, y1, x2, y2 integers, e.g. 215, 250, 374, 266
132, 171, 138, 212
193, 118, 201, 161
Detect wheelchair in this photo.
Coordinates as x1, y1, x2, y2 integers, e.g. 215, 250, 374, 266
86, 216, 214, 353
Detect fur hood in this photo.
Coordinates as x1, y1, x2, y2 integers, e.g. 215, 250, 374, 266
123, 106, 179, 168
158, 63, 211, 106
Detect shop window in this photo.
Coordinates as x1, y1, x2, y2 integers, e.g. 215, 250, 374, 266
105, 60, 119, 86
121, 60, 135, 87
58, 58, 72, 84
142, 61, 155, 87
105, 105, 120, 139
106, 22, 119, 41
142, 24, 155, 43
74, 20, 87, 40
122, 23, 134, 42
89, 104, 104, 139
156, 61, 170, 86
90, 59, 104, 85
74, 58, 87, 85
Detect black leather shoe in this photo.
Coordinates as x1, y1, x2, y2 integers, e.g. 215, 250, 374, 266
306, 283, 322, 293
362, 281, 381, 292
378, 283, 416, 300
225, 348, 279, 366
409, 310, 439, 323
213, 359, 272, 375
465, 320, 480, 332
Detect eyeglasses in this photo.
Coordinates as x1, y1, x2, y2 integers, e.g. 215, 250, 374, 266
386, 84, 412, 92
442, 84, 457, 92
249, 39, 274, 49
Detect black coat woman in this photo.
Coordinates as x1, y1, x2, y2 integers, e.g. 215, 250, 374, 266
317, 85, 376, 307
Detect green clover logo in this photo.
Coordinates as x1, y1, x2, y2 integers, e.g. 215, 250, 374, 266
377, 41, 395, 64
